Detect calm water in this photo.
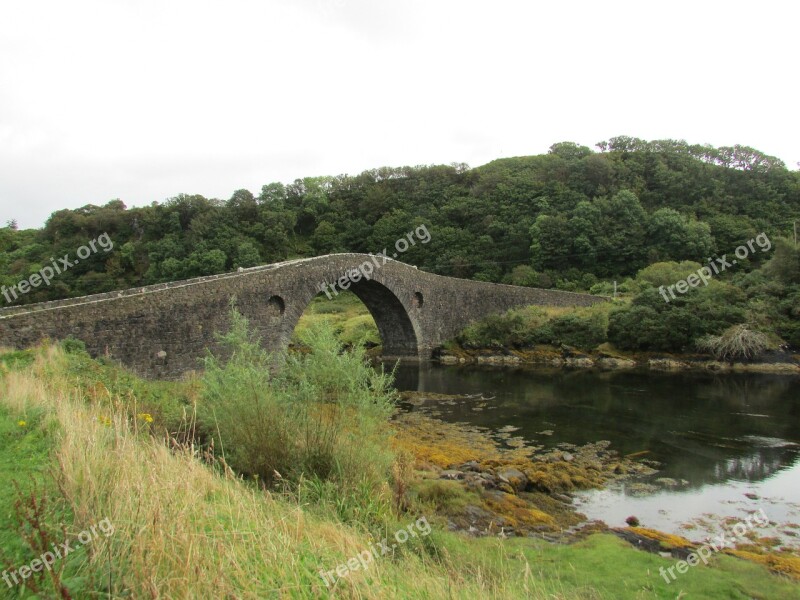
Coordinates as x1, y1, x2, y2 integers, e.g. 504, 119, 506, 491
392, 364, 800, 544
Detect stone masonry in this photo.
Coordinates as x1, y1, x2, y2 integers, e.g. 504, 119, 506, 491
0, 254, 606, 378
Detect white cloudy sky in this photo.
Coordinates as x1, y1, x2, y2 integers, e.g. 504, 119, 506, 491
1, 0, 797, 229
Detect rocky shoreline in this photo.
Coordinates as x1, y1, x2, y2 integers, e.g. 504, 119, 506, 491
435, 345, 800, 374
393, 392, 659, 540
393, 390, 800, 580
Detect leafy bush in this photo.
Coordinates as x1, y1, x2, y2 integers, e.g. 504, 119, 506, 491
455, 306, 608, 351
589, 281, 615, 296
537, 311, 607, 350
608, 284, 748, 352
777, 321, 800, 349
60, 336, 87, 355
636, 261, 703, 288
502, 265, 540, 287
198, 305, 396, 520
457, 312, 527, 348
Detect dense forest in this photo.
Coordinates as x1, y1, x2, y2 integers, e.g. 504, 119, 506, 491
2, 136, 800, 350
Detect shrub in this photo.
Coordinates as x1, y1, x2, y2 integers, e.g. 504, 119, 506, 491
589, 281, 615, 296
455, 306, 609, 350
636, 261, 703, 288
696, 324, 770, 361
456, 312, 527, 348
198, 308, 292, 482
503, 265, 540, 287
60, 336, 87, 354
778, 321, 800, 349
544, 312, 607, 350
608, 285, 748, 352
198, 305, 396, 521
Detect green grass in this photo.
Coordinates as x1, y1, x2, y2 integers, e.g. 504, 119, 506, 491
0, 345, 797, 598
508, 534, 799, 599
0, 350, 35, 370
292, 291, 380, 348
0, 406, 54, 569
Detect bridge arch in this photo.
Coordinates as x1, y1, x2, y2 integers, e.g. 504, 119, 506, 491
277, 265, 424, 360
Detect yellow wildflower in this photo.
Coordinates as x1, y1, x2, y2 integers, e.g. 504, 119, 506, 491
137, 413, 154, 423
17, 420, 26, 427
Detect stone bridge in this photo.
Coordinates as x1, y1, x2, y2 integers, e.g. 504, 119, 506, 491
0, 254, 605, 378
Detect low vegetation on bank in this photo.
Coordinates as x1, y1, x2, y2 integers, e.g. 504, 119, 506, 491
448, 241, 800, 364
1, 317, 798, 598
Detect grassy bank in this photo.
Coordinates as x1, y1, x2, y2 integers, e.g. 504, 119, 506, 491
291, 291, 380, 350
0, 338, 798, 598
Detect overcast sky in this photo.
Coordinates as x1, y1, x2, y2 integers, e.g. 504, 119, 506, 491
1, 0, 797, 229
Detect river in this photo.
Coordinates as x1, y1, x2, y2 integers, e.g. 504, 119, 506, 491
392, 364, 800, 545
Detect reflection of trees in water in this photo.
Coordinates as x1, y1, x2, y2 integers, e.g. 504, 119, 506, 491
713, 447, 796, 483
663, 439, 800, 487
692, 375, 795, 409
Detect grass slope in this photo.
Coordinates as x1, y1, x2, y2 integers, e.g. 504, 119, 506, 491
0, 346, 796, 599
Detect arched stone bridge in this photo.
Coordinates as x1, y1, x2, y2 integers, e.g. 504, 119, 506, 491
0, 254, 605, 378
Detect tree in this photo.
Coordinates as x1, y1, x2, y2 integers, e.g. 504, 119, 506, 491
234, 241, 261, 269
647, 208, 713, 262
593, 190, 648, 275
228, 189, 258, 223
636, 261, 703, 288
530, 214, 572, 271
549, 142, 592, 161
504, 265, 540, 287
310, 221, 341, 255
763, 238, 800, 285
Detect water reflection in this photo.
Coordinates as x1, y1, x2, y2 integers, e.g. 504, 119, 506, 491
390, 364, 800, 540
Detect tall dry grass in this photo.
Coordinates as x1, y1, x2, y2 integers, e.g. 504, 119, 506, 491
0, 346, 562, 599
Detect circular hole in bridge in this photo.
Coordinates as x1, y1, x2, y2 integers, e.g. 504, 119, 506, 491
413, 291, 424, 308
267, 295, 285, 317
